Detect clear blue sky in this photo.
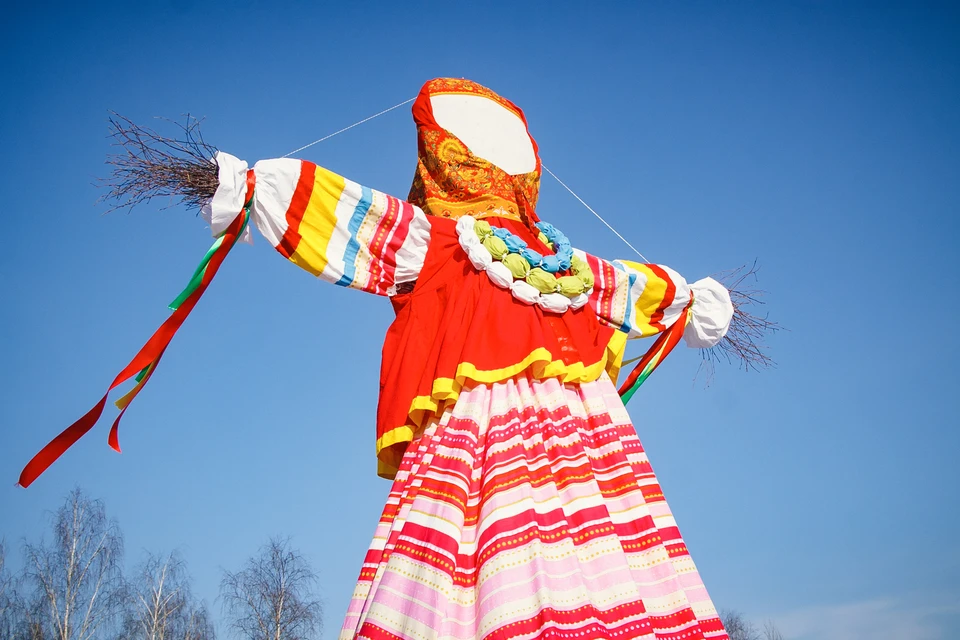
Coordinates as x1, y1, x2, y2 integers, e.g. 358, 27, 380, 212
2, 2, 958, 639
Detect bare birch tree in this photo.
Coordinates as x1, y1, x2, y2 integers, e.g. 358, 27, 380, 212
21, 488, 126, 640
762, 619, 785, 640
721, 610, 785, 640
12, 597, 51, 640
721, 610, 760, 640
179, 603, 215, 640
0, 540, 13, 639
118, 551, 214, 640
220, 538, 322, 640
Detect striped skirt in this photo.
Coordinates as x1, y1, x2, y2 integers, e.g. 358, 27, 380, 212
340, 373, 728, 640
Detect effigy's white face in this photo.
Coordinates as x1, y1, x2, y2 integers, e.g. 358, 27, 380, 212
430, 94, 538, 176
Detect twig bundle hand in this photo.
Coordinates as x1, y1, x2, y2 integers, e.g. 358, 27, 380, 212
708, 261, 780, 371
100, 113, 220, 213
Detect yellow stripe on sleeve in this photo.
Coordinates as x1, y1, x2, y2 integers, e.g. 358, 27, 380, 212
615, 262, 664, 337
289, 166, 346, 277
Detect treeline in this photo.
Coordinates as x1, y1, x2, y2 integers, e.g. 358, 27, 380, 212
0, 489, 322, 640
4, 490, 784, 640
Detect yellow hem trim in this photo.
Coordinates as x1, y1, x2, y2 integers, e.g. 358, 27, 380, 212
376, 424, 415, 454
375, 425, 416, 480
376, 343, 626, 478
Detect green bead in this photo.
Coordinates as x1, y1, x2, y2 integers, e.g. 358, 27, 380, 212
537, 231, 554, 249
579, 269, 594, 289
482, 235, 509, 260
474, 220, 493, 240
526, 268, 559, 294
502, 253, 530, 278
557, 275, 586, 297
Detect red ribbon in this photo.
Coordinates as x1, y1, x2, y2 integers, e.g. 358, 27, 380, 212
617, 303, 692, 400
18, 171, 255, 488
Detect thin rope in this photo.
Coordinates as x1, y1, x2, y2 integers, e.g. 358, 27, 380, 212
281, 97, 416, 158
541, 164, 649, 263
279, 97, 649, 263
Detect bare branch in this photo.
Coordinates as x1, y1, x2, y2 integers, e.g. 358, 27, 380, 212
702, 261, 782, 373
763, 619, 785, 640
0, 540, 14, 639
720, 610, 761, 640
99, 114, 220, 214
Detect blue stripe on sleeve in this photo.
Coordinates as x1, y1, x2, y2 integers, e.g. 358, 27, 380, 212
335, 185, 373, 287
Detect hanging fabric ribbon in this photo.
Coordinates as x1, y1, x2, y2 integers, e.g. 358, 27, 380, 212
618, 299, 694, 404
17, 171, 256, 488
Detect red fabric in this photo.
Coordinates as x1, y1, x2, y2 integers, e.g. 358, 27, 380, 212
107, 346, 167, 452
376, 215, 616, 472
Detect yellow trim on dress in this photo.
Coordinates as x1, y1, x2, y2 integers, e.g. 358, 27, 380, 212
376, 340, 626, 479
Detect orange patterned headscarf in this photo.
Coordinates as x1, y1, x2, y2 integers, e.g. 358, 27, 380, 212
408, 78, 542, 229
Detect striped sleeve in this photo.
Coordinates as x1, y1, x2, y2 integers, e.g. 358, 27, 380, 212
249, 158, 431, 295
577, 250, 692, 339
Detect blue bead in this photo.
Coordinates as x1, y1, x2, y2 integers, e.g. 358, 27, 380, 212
520, 248, 543, 267
504, 235, 527, 252
537, 221, 558, 237
492, 227, 512, 241
541, 255, 561, 273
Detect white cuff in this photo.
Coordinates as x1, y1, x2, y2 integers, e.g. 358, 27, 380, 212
200, 151, 254, 245
683, 277, 734, 348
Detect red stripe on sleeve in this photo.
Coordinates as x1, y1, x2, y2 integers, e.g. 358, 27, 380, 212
276, 161, 316, 259
596, 257, 618, 323
364, 195, 395, 292
377, 199, 415, 294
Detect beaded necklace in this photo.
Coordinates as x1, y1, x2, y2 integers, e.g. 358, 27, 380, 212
455, 216, 595, 313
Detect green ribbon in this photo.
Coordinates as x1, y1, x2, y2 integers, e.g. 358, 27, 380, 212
169, 205, 252, 312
